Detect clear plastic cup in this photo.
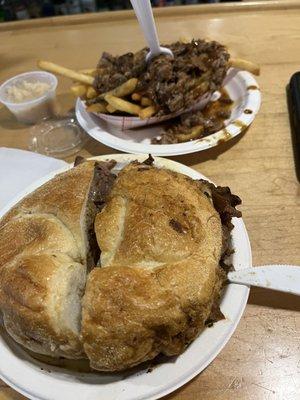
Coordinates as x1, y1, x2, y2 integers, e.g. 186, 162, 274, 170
0, 71, 58, 124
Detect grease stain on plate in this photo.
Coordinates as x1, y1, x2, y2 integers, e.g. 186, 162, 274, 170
233, 120, 248, 130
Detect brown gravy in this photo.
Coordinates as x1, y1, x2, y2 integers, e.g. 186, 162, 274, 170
233, 120, 247, 130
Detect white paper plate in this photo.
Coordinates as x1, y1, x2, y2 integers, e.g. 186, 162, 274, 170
76, 70, 261, 156
0, 154, 251, 400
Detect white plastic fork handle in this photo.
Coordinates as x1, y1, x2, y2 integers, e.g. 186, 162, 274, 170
130, 0, 173, 61
228, 265, 300, 296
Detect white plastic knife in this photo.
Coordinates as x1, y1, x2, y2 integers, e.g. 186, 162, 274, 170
227, 265, 300, 295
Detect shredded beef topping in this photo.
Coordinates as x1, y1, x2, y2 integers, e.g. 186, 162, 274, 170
143, 154, 155, 166
152, 88, 233, 144
74, 155, 86, 166
199, 179, 241, 325
93, 39, 230, 116
205, 182, 242, 227
205, 302, 225, 327
199, 179, 242, 273
84, 159, 116, 266
92, 161, 117, 209
74, 158, 117, 210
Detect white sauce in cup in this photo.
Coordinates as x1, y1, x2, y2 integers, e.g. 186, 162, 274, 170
0, 71, 58, 124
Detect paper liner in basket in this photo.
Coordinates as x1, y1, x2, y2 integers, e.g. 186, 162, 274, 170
82, 92, 212, 130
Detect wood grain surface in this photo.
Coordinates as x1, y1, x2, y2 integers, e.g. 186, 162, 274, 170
0, 1, 299, 399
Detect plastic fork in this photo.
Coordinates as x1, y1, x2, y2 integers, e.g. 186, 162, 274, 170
130, 0, 173, 62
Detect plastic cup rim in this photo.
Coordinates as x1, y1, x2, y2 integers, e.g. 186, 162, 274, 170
0, 71, 58, 108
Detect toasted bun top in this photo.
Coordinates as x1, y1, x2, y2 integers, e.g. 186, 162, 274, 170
83, 162, 223, 371
95, 162, 222, 268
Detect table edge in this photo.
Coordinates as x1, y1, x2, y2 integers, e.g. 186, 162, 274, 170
0, 0, 299, 32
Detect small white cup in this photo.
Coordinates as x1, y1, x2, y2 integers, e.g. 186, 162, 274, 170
0, 71, 58, 124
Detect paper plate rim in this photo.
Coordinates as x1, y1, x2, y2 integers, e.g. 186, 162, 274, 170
0, 154, 251, 400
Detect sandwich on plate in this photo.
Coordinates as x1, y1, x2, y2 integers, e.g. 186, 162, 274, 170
0, 156, 241, 371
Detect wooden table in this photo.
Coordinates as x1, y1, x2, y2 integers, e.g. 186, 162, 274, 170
0, 1, 299, 399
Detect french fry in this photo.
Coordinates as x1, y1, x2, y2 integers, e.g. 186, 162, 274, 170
101, 78, 138, 99
78, 68, 97, 76
229, 58, 260, 76
175, 126, 204, 142
37, 60, 94, 85
105, 95, 142, 116
106, 104, 116, 113
132, 92, 142, 101
86, 86, 97, 99
70, 84, 87, 98
139, 105, 157, 120
141, 97, 153, 107
89, 78, 139, 106
86, 103, 107, 113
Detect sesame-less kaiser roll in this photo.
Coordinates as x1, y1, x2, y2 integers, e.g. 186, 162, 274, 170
0, 157, 241, 371
82, 162, 225, 371
0, 160, 115, 359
